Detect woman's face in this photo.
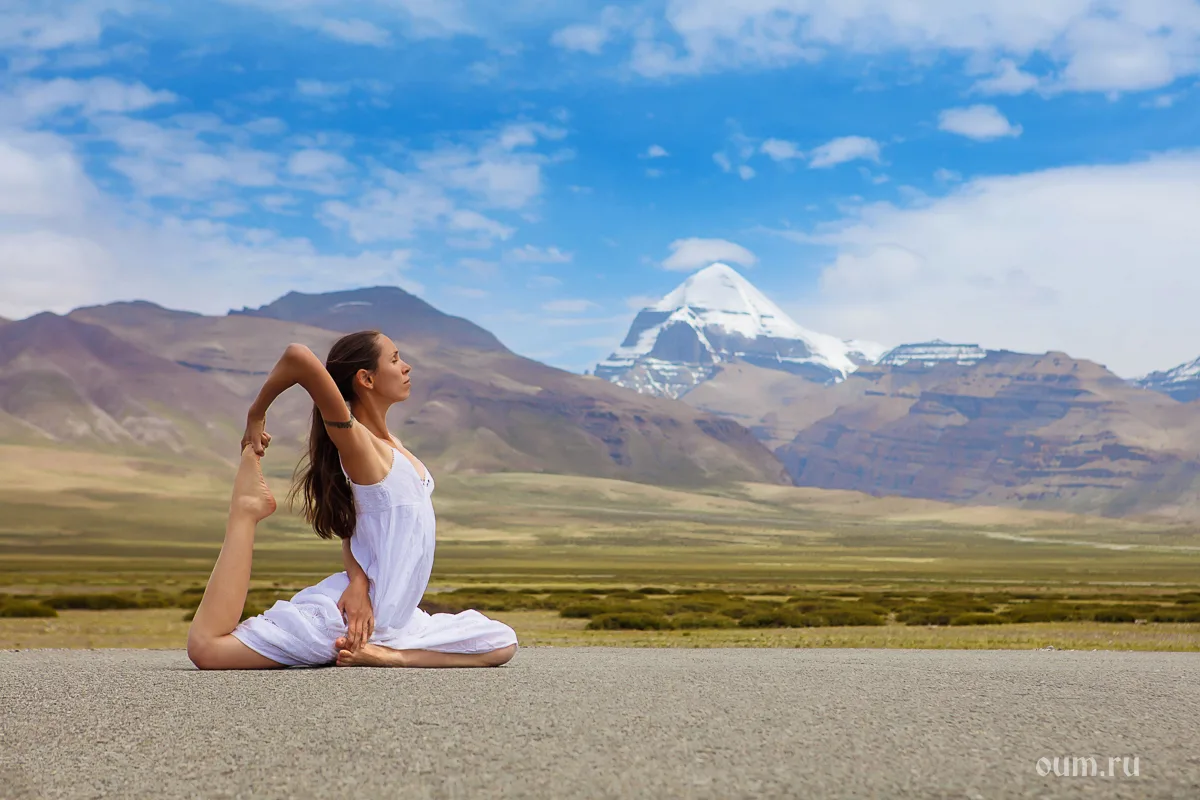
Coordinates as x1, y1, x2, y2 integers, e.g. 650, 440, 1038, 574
366, 335, 412, 402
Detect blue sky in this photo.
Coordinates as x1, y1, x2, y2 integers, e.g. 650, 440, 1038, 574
3, 1, 1200, 378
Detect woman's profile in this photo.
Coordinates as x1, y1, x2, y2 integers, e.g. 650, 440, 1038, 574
185, 330, 519, 670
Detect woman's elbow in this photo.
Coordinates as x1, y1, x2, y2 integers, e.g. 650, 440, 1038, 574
284, 343, 313, 362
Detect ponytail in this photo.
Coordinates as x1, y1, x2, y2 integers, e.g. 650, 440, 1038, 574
288, 330, 382, 540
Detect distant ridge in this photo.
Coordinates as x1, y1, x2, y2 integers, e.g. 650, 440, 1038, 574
233, 286, 507, 353
877, 340, 988, 368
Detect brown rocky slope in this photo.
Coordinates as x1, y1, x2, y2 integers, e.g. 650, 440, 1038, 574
37, 289, 792, 488
687, 352, 1200, 518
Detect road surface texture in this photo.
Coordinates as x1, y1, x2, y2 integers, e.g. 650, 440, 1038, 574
2, 647, 1197, 799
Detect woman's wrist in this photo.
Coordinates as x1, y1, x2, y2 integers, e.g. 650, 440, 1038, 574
348, 572, 369, 587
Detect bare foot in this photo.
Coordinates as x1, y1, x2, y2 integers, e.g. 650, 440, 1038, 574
230, 445, 277, 522
336, 643, 407, 668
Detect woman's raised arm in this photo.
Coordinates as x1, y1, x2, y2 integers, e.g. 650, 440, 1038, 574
242, 344, 364, 455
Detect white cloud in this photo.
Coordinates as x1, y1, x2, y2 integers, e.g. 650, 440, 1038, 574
662, 237, 757, 271
458, 257, 498, 278
550, 5, 630, 55
760, 138, 803, 161
934, 168, 963, 183
791, 153, 1200, 377
508, 244, 573, 263
0, 129, 419, 320
318, 18, 391, 46
972, 59, 1041, 95
2, 77, 175, 123
542, 299, 598, 313
0, 3, 126, 52
551, 23, 611, 55
939, 105, 1023, 141
287, 149, 350, 177
645, 167, 664, 178
643, 144, 669, 158
448, 209, 514, 241
446, 286, 488, 299
808, 136, 881, 168
222, 0, 477, 43
737, 164, 756, 180
0, 131, 96, 217
617, 0, 1200, 94
321, 122, 563, 245
414, 123, 563, 210
624, 294, 660, 310
97, 115, 281, 199
712, 152, 733, 172
295, 79, 350, 98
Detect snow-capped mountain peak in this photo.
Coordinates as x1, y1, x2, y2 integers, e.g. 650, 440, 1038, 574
1135, 355, 1200, 402
595, 263, 882, 399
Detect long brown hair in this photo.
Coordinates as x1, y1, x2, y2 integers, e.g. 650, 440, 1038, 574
289, 330, 382, 540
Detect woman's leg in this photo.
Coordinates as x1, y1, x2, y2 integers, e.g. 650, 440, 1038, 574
333, 641, 518, 668
186, 446, 286, 670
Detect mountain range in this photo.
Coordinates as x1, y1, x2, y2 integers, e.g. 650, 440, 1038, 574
3, 266, 1200, 519
0, 289, 788, 488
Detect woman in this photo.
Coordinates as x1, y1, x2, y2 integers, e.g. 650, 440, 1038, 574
186, 330, 519, 670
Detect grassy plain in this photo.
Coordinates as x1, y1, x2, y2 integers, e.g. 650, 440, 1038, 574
2, 444, 1198, 650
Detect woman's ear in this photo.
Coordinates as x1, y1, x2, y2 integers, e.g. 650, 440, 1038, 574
355, 368, 375, 390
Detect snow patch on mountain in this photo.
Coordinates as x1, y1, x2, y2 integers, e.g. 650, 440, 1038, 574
878, 340, 988, 368
596, 263, 883, 398
1135, 355, 1200, 402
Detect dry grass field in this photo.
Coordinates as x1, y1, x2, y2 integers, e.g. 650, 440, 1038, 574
2, 443, 1198, 651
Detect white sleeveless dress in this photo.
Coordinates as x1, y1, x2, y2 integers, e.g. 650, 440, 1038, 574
231, 446, 519, 666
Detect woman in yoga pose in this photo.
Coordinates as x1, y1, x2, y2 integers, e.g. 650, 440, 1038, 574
186, 330, 519, 670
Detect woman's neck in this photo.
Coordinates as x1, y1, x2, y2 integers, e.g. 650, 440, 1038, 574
349, 401, 391, 443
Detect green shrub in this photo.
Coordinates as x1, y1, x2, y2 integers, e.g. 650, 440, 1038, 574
0, 600, 58, 618
738, 608, 809, 628
897, 608, 954, 626
809, 607, 886, 627
1150, 607, 1200, 622
604, 589, 646, 600
418, 599, 461, 615
950, 613, 1002, 626
1090, 608, 1137, 623
635, 587, 672, 595
560, 602, 614, 619
539, 593, 596, 610
45, 593, 143, 610
1001, 602, 1082, 623
182, 604, 266, 623
586, 612, 673, 630
661, 599, 722, 614
671, 612, 736, 629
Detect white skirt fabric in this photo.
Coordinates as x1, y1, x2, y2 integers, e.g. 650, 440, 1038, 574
231, 448, 518, 667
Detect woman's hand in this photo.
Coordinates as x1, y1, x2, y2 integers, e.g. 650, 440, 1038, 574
241, 414, 273, 456
337, 578, 374, 651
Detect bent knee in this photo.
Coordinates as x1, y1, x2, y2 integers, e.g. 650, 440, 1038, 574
187, 636, 219, 670
485, 643, 517, 667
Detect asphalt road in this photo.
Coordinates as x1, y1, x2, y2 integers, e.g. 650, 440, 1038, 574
1, 647, 1197, 799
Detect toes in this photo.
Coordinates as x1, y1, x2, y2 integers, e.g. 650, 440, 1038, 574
334, 637, 348, 650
